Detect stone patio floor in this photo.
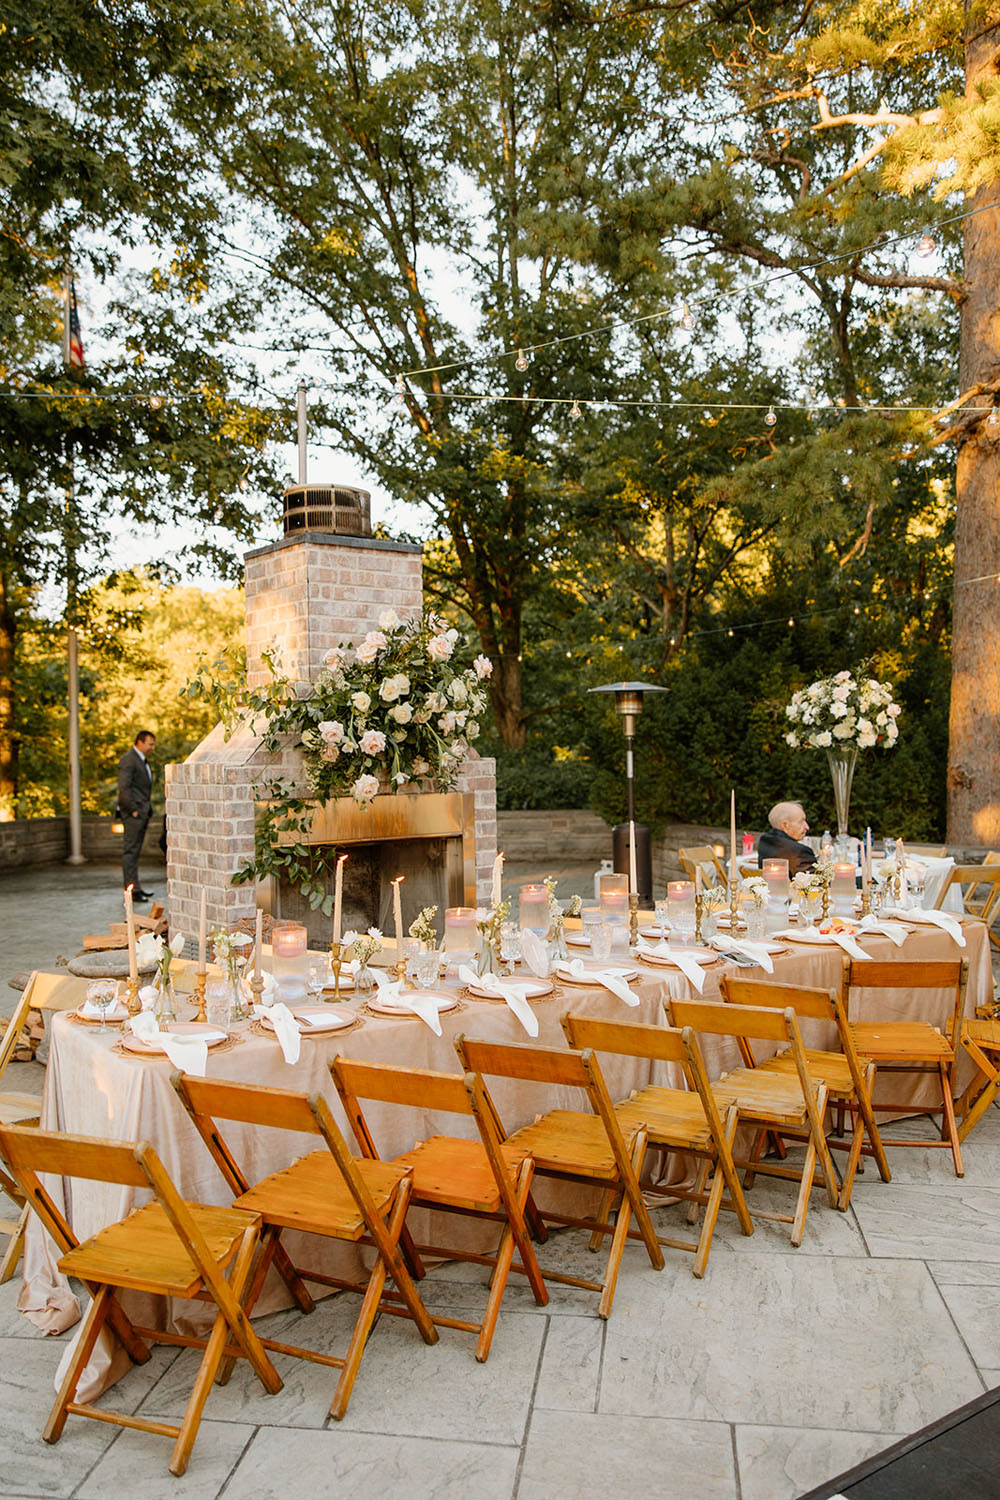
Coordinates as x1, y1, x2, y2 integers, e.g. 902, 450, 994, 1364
2, 861, 1000, 1499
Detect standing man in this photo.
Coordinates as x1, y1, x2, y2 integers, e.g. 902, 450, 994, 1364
118, 730, 156, 899
757, 801, 817, 878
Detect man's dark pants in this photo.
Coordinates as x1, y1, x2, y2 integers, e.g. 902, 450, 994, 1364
122, 812, 150, 890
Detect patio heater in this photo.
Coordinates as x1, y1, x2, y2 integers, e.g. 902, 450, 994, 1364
587, 680, 667, 903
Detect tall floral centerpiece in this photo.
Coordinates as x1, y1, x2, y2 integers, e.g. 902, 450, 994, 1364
784, 667, 901, 854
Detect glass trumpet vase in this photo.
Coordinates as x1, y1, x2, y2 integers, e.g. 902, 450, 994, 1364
826, 745, 859, 858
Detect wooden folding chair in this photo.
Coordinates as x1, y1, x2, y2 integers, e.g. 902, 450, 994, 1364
935, 863, 1000, 953
453, 1035, 664, 1318
844, 959, 968, 1177
171, 1072, 437, 1419
665, 998, 839, 1246
952, 1011, 1000, 1142
329, 1056, 548, 1360
560, 1012, 753, 1276
678, 845, 728, 886
0, 1123, 280, 1476
0, 976, 43, 1282
719, 974, 891, 1210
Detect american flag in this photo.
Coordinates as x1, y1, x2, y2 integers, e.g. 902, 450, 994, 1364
67, 278, 84, 368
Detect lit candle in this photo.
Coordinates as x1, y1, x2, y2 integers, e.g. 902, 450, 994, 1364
197, 889, 207, 974
491, 851, 504, 908
392, 875, 404, 956
762, 858, 790, 902
628, 820, 638, 895
333, 852, 347, 943
124, 885, 137, 983
730, 789, 737, 885
832, 863, 857, 909
254, 908, 263, 982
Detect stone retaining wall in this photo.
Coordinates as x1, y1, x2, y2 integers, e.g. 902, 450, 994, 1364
0, 815, 166, 871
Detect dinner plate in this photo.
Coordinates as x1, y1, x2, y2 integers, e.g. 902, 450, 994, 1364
639, 926, 672, 940
318, 972, 356, 994
121, 1022, 229, 1054
714, 940, 788, 956
466, 978, 554, 1001
893, 910, 963, 926
73, 1003, 130, 1024
555, 963, 639, 985
565, 932, 591, 948
638, 947, 716, 967
774, 929, 858, 945
260, 1005, 355, 1034
366, 990, 459, 1017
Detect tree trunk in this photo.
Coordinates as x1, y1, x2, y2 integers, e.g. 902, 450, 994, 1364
0, 567, 17, 819
489, 651, 526, 749
947, 16, 1000, 845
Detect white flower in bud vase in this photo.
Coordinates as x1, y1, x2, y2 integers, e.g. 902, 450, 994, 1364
136, 932, 163, 968
356, 631, 387, 664
367, 927, 383, 940
359, 729, 387, 755
390, 701, 413, 723
379, 673, 410, 702
427, 633, 454, 662
169, 933, 186, 957
342, 929, 360, 947
139, 985, 157, 1010
378, 608, 400, 630
350, 690, 371, 714
352, 773, 380, 803
473, 654, 492, 679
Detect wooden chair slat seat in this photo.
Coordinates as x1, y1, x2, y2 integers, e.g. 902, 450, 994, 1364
614, 1087, 716, 1150
393, 1136, 529, 1212
711, 1068, 819, 1123
0, 1093, 41, 1126
849, 1022, 953, 1061
758, 1048, 856, 1097
233, 1151, 406, 1239
504, 1109, 633, 1179
59, 1200, 257, 1297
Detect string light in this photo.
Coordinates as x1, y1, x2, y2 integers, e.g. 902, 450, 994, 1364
515, 350, 529, 371
915, 235, 937, 258
394, 374, 406, 406
569, 399, 583, 419
765, 407, 777, 427
149, 394, 164, 410
680, 305, 696, 332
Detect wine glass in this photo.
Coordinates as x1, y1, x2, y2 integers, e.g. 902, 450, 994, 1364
86, 979, 117, 1031
499, 922, 522, 975
654, 899, 670, 939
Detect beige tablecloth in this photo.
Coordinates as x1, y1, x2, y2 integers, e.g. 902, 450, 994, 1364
19, 918, 993, 1396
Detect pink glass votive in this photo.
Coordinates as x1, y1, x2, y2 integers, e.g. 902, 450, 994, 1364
518, 884, 550, 935
271, 920, 308, 999
444, 906, 479, 953
761, 858, 790, 903
832, 863, 857, 909
667, 879, 696, 922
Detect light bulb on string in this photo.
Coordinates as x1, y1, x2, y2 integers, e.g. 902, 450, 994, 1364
149, 394, 164, 410
394, 375, 406, 406
764, 406, 777, 427
787, 618, 795, 627
989, 405, 999, 430
915, 234, 936, 259
515, 350, 529, 371
569, 399, 583, 420
680, 304, 696, 332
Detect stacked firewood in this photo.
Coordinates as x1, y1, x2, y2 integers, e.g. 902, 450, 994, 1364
82, 902, 166, 951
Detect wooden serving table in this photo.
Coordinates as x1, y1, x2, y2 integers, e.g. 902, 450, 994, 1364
17, 919, 993, 1398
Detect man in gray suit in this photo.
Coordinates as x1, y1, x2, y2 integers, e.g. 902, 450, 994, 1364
118, 730, 156, 898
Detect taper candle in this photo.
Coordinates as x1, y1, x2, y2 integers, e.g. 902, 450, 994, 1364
124, 885, 137, 983
197, 889, 207, 973
491, 851, 504, 908
392, 875, 404, 956
254, 908, 263, 982
730, 790, 737, 882
333, 853, 347, 943
628, 821, 638, 895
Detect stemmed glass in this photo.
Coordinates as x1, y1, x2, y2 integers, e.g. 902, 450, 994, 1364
499, 922, 522, 976
87, 979, 118, 1031
654, 899, 670, 940
799, 888, 823, 930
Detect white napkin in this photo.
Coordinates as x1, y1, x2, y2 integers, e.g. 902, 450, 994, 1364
79, 997, 127, 1020
561, 959, 639, 1006
372, 970, 443, 1034
253, 1001, 301, 1065
520, 929, 550, 978
825, 930, 872, 962
639, 941, 707, 993
908, 909, 966, 946
129, 1011, 214, 1076
858, 916, 908, 949
712, 935, 776, 974
458, 966, 539, 1036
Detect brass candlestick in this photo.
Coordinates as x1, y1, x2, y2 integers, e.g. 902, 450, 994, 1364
728, 879, 748, 937
628, 892, 640, 949
248, 970, 265, 1010
694, 894, 705, 945
192, 971, 207, 1023
395, 956, 407, 985
124, 976, 141, 1016
821, 883, 831, 922
329, 940, 344, 1000
860, 886, 872, 918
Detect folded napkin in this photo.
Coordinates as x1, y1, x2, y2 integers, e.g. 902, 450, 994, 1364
520, 929, 551, 978
458, 966, 539, 1036
711, 935, 775, 974
858, 916, 908, 949
371, 970, 443, 1034
129, 1011, 216, 1076
638, 941, 707, 994
907, 908, 966, 946
78, 997, 127, 1021
825, 930, 871, 962
561, 959, 639, 1006
253, 1001, 301, 1065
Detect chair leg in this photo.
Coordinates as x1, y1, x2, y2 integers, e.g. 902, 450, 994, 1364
743, 1129, 766, 1190
854, 1063, 891, 1186
476, 1159, 548, 1363
837, 1105, 868, 1212
598, 1186, 634, 1320
957, 1038, 1000, 1143
329, 1249, 389, 1421
43, 1285, 115, 1444
0, 1202, 28, 1283
170, 1301, 234, 1476
588, 1188, 616, 1252
939, 1062, 964, 1178
377, 1180, 438, 1349
686, 1158, 712, 1227
791, 1140, 817, 1248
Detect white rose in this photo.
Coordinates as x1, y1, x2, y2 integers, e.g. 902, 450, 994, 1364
466, 721, 480, 739
887, 703, 901, 717
447, 678, 468, 705
813, 730, 832, 747
351, 690, 371, 714
378, 608, 400, 631
858, 730, 877, 748
323, 646, 346, 671
412, 757, 430, 776
359, 729, 387, 755
427, 633, 454, 662
830, 701, 848, 718
352, 773, 380, 803
834, 670, 852, 682
318, 719, 344, 744
356, 631, 387, 664
425, 691, 447, 713
832, 721, 854, 739
379, 673, 411, 702
832, 684, 851, 702
785, 731, 800, 748
390, 701, 413, 723
473, 654, 492, 679
438, 711, 457, 734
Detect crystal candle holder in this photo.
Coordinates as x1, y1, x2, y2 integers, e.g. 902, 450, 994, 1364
599, 871, 629, 928
667, 880, 696, 940
444, 906, 479, 955
761, 858, 790, 905
518, 884, 549, 935
832, 863, 857, 910
271, 920, 309, 1001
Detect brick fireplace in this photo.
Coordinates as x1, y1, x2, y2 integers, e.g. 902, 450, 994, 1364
165, 529, 498, 939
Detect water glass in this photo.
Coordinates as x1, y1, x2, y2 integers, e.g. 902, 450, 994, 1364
589, 922, 613, 963
86, 979, 117, 1031
205, 980, 232, 1028
800, 888, 823, 928
499, 921, 522, 974
654, 899, 670, 937
414, 950, 440, 989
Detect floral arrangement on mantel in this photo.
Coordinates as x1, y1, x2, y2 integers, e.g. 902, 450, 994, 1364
784, 667, 901, 751
185, 609, 492, 913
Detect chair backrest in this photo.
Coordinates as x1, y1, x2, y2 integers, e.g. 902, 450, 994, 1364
0, 986, 34, 1082
844, 959, 969, 1046
984, 852, 1000, 867
665, 997, 818, 1117
559, 1012, 733, 1154
935, 865, 1000, 922
678, 846, 727, 885
718, 974, 870, 1099
170, 1071, 387, 1232
907, 845, 948, 859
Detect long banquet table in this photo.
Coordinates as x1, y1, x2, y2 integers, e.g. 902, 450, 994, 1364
18, 917, 994, 1396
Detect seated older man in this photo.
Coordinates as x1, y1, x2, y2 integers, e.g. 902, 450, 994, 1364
757, 801, 817, 877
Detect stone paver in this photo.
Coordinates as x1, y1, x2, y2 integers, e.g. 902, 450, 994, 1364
2, 861, 1000, 1500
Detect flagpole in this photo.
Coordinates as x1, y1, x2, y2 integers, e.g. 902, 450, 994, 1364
64, 265, 85, 866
